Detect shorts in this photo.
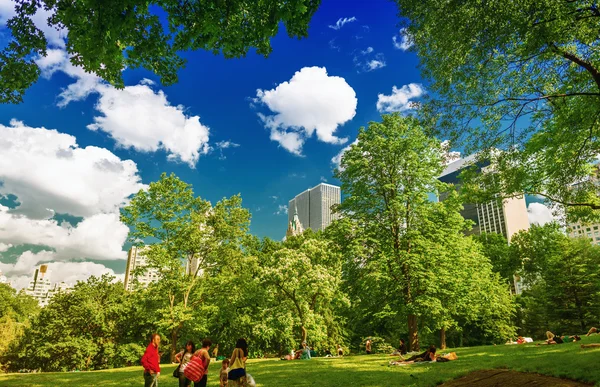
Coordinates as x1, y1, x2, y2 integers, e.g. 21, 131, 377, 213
228, 368, 246, 380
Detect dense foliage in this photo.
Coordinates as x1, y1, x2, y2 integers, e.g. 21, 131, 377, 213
395, 0, 600, 220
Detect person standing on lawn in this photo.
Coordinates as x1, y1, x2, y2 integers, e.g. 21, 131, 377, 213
174, 341, 195, 387
228, 338, 249, 386
365, 339, 372, 354
192, 339, 212, 387
141, 333, 161, 387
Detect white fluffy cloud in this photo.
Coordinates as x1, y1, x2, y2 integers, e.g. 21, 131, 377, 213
354, 52, 386, 73
0, 242, 11, 252
255, 66, 357, 155
34, 49, 211, 167
329, 17, 357, 30
0, 206, 129, 261
331, 139, 359, 169
0, 251, 122, 290
377, 83, 426, 113
0, 120, 145, 219
527, 202, 556, 226
393, 28, 414, 51
87, 83, 211, 167
275, 205, 288, 216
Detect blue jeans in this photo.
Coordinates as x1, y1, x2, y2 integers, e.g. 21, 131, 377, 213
144, 371, 158, 387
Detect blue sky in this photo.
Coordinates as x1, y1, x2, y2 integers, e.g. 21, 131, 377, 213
0, 0, 437, 286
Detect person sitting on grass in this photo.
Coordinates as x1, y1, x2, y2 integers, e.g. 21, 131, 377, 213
337, 344, 343, 357
587, 327, 599, 336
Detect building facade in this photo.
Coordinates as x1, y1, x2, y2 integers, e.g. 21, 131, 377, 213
287, 183, 341, 234
123, 246, 160, 291
25, 265, 72, 307
567, 222, 600, 245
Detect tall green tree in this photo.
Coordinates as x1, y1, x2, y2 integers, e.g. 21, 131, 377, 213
121, 172, 250, 360
335, 113, 463, 351
0, 284, 39, 369
395, 0, 600, 218
258, 232, 347, 349
473, 233, 520, 286
511, 223, 600, 333
1, 0, 321, 103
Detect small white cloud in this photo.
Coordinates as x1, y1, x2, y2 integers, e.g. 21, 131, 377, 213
527, 203, 556, 226
269, 196, 279, 202
215, 140, 240, 160
354, 52, 386, 73
275, 204, 288, 215
361, 47, 374, 55
329, 38, 340, 51
329, 17, 357, 30
254, 67, 357, 156
393, 28, 414, 51
332, 139, 359, 169
376, 83, 426, 113
320, 176, 328, 182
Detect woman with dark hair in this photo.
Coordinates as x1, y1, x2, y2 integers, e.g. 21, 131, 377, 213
175, 341, 196, 387
228, 338, 248, 386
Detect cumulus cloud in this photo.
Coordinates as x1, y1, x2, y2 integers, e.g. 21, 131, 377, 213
329, 17, 357, 30
34, 48, 211, 168
0, 206, 129, 261
376, 83, 426, 113
527, 203, 556, 226
0, 242, 11, 252
331, 139, 359, 169
87, 83, 211, 167
0, 251, 122, 290
393, 28, 414, 51
0, 120, 145, 219
254, 67, 357, 155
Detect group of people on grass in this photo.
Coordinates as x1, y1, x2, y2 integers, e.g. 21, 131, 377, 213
140, 333, 250, 387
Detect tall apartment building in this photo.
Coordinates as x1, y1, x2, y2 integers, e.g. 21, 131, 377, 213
567, 222, 600, 245
287, 183, 341, 234
25, 265, 72, 307
123, 246, 160, 291
439, 157, 530, 242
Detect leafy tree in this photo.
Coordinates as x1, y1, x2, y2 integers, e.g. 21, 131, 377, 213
121, 172, 250, 360
6, 275, 133, 372
511, 223, 600, 333
473, 233, 520, 286
1, 0, 321, 103
395, 0, 600, 217
258, 232, 347, 350
335, 113, 472, 351
0, 284, 39, 369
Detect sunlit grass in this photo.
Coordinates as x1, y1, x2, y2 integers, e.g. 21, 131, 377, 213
2, 336, 600, 386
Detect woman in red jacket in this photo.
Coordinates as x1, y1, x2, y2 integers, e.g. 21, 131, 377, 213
141, 333, 161, 387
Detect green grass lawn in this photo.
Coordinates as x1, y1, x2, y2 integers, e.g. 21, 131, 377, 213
2, 336, 600, 387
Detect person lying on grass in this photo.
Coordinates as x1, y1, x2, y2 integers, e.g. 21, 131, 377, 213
587, 327, 599, 336
581, 344, 600, 348
390, 345, 437, 365
537, 334, 581, 345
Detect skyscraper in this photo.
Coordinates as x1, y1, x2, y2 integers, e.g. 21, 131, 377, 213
287, 183, 341, 234
439, 157, 530, 241
123, 246, 160, 291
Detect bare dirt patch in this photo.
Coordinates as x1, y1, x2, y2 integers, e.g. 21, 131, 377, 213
439, 369, 593, 387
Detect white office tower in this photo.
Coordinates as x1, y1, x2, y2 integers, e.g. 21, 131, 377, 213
24, 265, 71, 307
123, 246, 160, 291
287, 183, 341, 234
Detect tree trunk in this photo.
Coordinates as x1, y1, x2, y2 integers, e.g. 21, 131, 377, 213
301, 325, 307, 343
440, 327, 446, 350
170, 328, 179, 362
408, 314, 419, 352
